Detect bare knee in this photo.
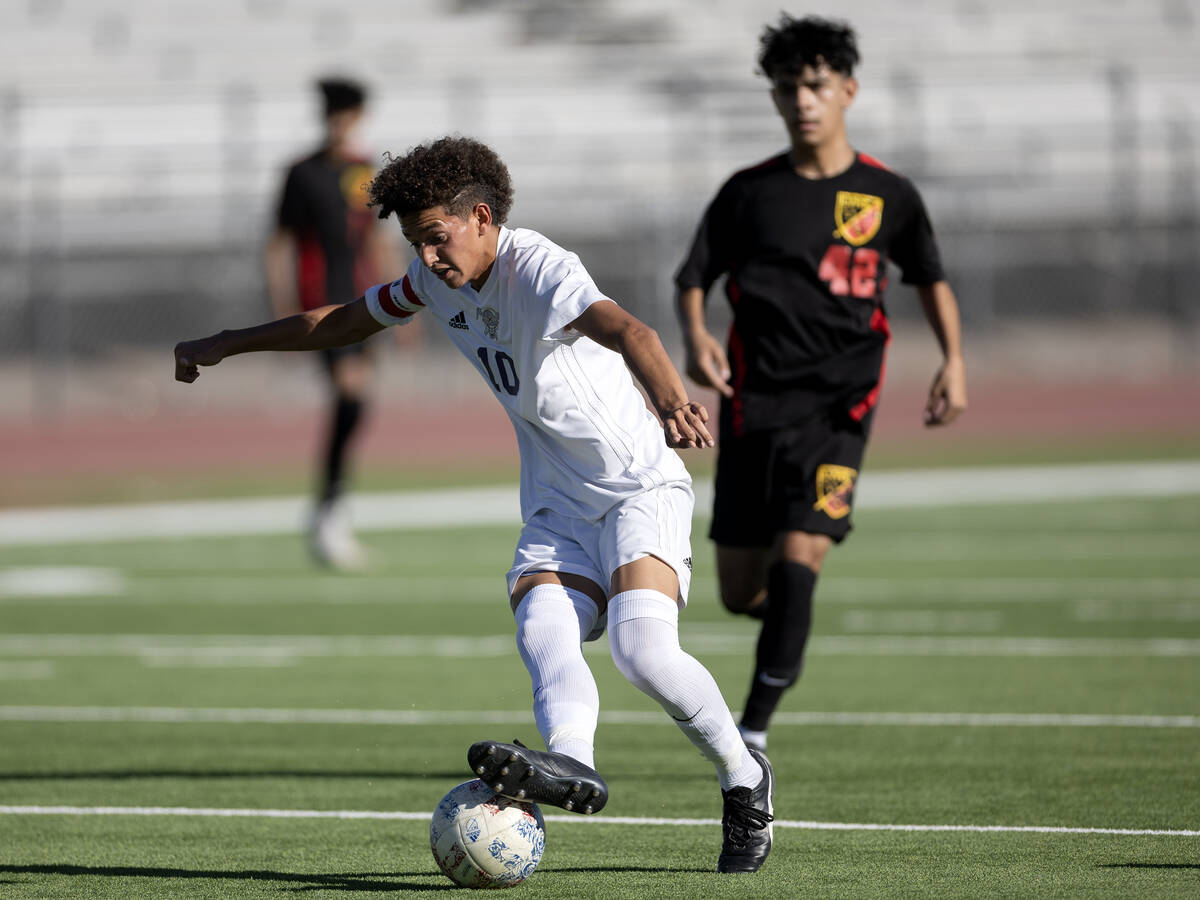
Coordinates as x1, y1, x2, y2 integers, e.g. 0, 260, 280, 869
720, 584, 766, 615
715, 545, 771, 614
778, 531, 833, 574
330, 353, 371, 397
511, 571, 606, 613
714, 535, 830, 616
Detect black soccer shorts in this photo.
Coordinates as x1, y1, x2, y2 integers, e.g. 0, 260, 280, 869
709, 410, 871, 547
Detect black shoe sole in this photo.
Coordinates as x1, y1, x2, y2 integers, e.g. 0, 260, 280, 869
468, 740, 608, 815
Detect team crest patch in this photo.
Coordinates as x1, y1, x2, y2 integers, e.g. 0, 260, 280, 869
833, 191, 884, 246
477, 306, 500, 340
812, 464, 858, 520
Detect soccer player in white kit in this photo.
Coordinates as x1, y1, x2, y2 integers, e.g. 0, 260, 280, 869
174, 136, 774, 873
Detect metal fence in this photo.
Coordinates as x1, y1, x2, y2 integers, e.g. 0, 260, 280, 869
2, 0, 1197, 419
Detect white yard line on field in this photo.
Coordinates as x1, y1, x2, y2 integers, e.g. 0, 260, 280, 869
818, 577, 1200, 604
0, 567, 126, 597
0, 460, 1197, 545
0, 573, 507, 603
830, 534, 1200, 561
5, 574, 1198, 605
1, 706, 1196, 728
0, 805, 1195, 837
0, 634, 515, 658
0, 487, 518, 546
0, 662, 55, 680
838, 609, 1005, 633
683, 632, 1200, 657
3, 632, 1198, 659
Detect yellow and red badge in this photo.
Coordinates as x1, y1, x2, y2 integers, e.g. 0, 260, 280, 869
340, 163, 374, 208
812, 464, 858, 519
833, 191, 884, 246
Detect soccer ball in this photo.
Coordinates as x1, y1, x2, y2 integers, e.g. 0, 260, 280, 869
430, 779, 546, 889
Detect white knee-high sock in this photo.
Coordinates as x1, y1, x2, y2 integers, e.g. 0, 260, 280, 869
608, 589, 761, 791
514, 584, 601, 768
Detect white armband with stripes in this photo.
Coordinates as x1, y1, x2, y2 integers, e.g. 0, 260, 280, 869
365, 275, 425, 326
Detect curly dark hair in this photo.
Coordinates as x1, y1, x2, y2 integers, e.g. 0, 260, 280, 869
367, 136, 514, 223
758, 14, 859, 79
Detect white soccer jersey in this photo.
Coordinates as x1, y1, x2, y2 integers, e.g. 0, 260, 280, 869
366, 226, 690, 522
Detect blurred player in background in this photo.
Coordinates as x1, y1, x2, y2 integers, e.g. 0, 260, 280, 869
675, 15, 968, 752
177, 136, 775, 874
264, 77, 400, 569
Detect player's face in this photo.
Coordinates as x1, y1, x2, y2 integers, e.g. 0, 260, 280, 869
770, 62, 857, 148
401, 204, 496, 290
325, 107, 365, 148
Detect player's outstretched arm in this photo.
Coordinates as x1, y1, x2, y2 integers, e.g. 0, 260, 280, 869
915, 281, 968, 426
569, 300, 714, 450
676, 286, 733, 397
174, 297, 386, 384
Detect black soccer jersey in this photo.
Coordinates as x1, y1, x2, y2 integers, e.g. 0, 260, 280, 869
277, 150, 378, 311
675, 151, 944, 436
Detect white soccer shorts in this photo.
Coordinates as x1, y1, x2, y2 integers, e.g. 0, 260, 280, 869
506, 481, 695, 606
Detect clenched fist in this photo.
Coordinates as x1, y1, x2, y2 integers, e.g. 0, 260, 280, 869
174, 336, 225, 383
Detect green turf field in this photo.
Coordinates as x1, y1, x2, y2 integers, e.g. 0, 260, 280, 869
1, 478, 1198, 897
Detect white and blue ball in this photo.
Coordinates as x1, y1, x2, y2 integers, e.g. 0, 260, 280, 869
430, 778, 546, 889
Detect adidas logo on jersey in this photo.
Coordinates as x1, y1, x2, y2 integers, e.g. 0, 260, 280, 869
448, 311, 469, 330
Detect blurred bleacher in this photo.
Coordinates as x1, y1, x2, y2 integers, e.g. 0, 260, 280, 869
1, 0, 1197, 418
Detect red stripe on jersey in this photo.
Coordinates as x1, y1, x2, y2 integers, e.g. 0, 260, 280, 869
870, 305, 892, 341
726, 324, 747, 437
725, 280, 747, 437
401, 275, 425, 307
726, 278, 743, 309
296, 231, 327, 311
376, 282, 413, 319
849, 307, 892, 422
734, 153, 790, 179
857, 152, 893, 172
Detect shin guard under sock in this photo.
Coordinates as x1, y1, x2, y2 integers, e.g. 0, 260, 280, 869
514, 584, 601, 768
740, 560, 816, 732
320, 394, 364, 504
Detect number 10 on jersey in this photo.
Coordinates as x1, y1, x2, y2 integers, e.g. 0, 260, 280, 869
819, 245, 880, 300
477, 347, 520, 396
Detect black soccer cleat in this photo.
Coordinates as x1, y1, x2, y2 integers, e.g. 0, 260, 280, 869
717, 747, 775, 873
467, 738, 609, 815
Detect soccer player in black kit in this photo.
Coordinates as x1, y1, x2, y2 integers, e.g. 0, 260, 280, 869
265, 78, 400, 568
675, 15, 968, 752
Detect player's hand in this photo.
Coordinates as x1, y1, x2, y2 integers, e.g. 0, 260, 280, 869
174, 336, 225, 384
663, 401, 715, 450
924, 356, 967, 426
684, 330, 733, 398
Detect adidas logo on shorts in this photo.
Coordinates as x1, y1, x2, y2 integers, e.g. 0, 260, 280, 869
683, 556, 693, 571
448, 311, 469, 330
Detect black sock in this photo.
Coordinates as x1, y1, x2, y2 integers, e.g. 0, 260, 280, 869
320, 395, 364, 505
740, 560, 817, 732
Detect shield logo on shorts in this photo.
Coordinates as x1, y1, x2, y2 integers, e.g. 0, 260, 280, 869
833, 192, 884, 246
813, 464, 858, 520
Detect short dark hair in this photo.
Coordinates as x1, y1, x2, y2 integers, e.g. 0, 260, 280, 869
367, 136, 514, 224
317, 77, 367, 116
758, 14, 859, 79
